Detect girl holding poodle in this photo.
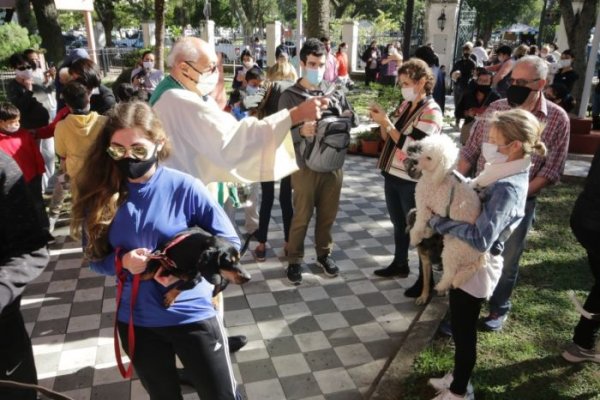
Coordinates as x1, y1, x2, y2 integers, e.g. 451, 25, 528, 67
369, 58, 443, 281
427, 109, 546, 400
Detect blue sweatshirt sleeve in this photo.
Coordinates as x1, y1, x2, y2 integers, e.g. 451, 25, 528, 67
188, 180, 241, 250
428, 182, 520, 252
89, 250, 117, 276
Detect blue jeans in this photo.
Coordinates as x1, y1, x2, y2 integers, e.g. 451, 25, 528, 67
488, 197, 536, 316
384, 174, 416, 266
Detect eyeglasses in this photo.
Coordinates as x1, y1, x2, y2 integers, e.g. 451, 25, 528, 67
106, 143, 158, 161
184, 61, 217, 76
509, 78, 540, 87
16, 65, 32, 71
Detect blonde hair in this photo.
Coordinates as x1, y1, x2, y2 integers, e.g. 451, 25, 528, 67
267, 61, 298, 82
71, 101, 172, 259
489, 109, 547, 157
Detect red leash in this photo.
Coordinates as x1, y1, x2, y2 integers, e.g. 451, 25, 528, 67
113, 248, 141, 379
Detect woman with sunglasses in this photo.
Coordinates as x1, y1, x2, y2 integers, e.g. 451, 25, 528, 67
71, 101, 242, 400
7, 53, 49, 129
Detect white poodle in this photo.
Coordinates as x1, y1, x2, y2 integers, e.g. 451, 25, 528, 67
406, 134, 484, 293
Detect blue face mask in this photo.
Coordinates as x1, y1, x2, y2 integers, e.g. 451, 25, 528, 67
304, 66, 324, 86
246, 85, 259, 95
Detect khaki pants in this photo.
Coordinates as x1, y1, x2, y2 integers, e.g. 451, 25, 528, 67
287, 167, 343, 263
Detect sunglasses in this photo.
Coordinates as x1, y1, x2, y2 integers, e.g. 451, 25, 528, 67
17, 65, 33, 71
106, 143, 158, 161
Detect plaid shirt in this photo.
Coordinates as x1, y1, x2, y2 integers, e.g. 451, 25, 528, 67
461, 96, 570, 184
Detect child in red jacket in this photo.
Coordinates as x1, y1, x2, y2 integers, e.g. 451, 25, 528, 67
0, 102, 49, 230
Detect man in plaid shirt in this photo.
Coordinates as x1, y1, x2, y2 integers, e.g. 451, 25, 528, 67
457, 55, 570, 331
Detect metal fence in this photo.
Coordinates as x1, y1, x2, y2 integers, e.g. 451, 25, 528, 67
356, 33, 424, 69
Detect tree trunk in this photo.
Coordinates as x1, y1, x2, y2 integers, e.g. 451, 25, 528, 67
155, 0, 166, 72
402, 0, 415, 59
229, 0, 253, 44
94, 0, 116, 47
559, 0, 598, 105
30, 0, 65, 64
481, 21, 493, 47
306, 0, 330, 39
16, 0, 36, 35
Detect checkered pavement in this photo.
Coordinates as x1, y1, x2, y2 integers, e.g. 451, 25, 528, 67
23, 154, 426, 400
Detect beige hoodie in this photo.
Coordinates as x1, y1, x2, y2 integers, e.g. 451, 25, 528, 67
54, 111, 107, 184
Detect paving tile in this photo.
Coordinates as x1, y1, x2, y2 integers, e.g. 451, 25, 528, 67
237, 359, 278, 383
304, 348, 343, 372
280, 373, 322, 399
313, 367, 357, 394
26, 154, 456, 399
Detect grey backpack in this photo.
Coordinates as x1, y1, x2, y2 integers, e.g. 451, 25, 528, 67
287, 84, 353, 172
300, 113, 352, 172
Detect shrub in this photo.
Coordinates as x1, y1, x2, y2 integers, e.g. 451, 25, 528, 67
0, 23, 31, 69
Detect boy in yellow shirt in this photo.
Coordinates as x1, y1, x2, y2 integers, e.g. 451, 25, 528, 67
50, 81, 107, 230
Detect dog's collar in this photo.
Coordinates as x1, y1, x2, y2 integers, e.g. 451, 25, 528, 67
147, 233, 193, 270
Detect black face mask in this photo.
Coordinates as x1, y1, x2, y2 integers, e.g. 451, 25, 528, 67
506, 85, 533, 107
116, 154, 157, 180
476, 84, 491, 94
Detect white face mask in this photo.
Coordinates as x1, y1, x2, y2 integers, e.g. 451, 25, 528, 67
3, 123, 20, 133
143, 61, 155, 70
16, 69, 33, 80
196, 71, 219, 96
482, 142, 509, 164
401, 87, 417, 102
243, 61, 253, 69
559, 59, 572, 69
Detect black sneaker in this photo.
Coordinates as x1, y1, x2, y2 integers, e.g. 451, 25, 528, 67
374, 263, 410, 278
254, 244, 266, 262
228, 335, 248, 353
316, 256, 340, 277
287, 263, 303, 284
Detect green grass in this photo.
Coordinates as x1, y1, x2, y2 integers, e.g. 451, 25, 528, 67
399, 181, 600, 400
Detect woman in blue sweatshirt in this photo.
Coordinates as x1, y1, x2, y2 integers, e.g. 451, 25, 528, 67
71, 101, 241, 400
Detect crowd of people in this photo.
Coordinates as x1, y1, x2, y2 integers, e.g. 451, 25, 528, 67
0, 34, 598, 400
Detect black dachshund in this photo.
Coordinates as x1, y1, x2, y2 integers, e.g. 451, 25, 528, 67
141, 227, 251, 307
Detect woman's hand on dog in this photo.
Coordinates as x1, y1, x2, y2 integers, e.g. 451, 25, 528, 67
122, 248, 151, 274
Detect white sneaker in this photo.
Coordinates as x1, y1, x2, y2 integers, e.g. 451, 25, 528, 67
48, 215, 58, 233
428, 372, 474, 398
431, 388, 468, 400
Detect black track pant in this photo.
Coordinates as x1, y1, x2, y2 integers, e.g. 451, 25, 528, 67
118, 316, 240, 400
0, 297, 38, 400
449, 288, 484, 396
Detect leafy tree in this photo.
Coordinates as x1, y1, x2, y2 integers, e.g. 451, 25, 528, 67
30, 0, 65, 64
470, 0, 538, 45
0, 23, 31, 68
559, 0, 598, 104
114, 1, 142, 29
57, 11, 84, 31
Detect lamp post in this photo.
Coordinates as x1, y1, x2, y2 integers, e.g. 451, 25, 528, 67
437, 9, 447, 31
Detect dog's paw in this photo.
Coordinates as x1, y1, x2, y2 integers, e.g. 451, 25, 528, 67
415, 295, 429, 305
434, 282, 450, 294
